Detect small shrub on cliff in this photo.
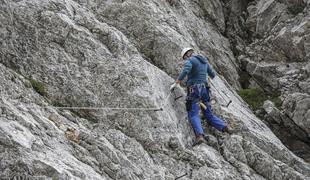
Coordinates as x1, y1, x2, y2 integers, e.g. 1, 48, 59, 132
237, 88, 282, 111
237, 88, 267, 111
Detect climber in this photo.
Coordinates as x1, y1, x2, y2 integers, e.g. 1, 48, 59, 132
170, 47, 232, 145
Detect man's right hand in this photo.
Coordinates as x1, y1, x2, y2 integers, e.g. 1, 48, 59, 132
170, 83, 177, 91
170, 81, 180, 92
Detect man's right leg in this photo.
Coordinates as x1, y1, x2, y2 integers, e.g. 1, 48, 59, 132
202, 102, 226, 131
201, 87, 227, 131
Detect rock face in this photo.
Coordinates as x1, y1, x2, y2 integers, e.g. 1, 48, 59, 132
223, 0, 310, 162
263, 99, 310, 162
0, 0, 309, 180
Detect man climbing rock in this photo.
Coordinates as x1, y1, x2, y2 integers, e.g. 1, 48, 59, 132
171, 48, 232, 146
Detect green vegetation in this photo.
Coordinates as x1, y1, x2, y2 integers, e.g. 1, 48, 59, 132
238, 71, 250, 89
237, 88, 282, 111
238, 88, 266, 111
29, 78, 47, 97
270, 96, 282, 109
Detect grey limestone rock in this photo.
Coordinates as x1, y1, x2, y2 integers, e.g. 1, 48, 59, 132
0, 0, 309, 180
224, 0, 310, 161
283, 93, 310, 137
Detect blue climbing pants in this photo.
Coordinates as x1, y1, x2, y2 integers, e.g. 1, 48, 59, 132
186, 83, 226, 135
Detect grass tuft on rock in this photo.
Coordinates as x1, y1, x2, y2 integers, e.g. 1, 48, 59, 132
270, 96, 282, 108
29, 78, 47, 97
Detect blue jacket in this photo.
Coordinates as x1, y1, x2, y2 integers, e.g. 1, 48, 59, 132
177, 55, 215, 86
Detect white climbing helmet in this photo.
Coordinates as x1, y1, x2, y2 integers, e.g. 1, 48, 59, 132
181, 47, 193, 59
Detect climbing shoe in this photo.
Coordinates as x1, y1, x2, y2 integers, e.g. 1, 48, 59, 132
222, 126, 233, 134
193, 134, 208, 146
